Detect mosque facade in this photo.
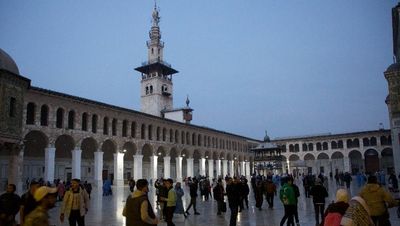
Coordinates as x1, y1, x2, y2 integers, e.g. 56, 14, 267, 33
0, 5, 398, 192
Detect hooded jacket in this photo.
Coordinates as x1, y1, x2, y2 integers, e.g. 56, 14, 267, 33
359, 183, 398, 216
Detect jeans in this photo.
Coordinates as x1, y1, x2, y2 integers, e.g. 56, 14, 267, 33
229, 205, 239, 226
69, 210, 85, 226
313, 203, 325, 225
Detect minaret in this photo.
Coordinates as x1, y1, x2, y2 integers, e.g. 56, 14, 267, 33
384, 3, 400, 177
135, 4, 178, 117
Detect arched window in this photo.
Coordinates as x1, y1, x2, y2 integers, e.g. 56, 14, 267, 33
294, 144, 299, 152
40, 105, 49, 126
289, 144, 294, 152
112, 119, 117, 136
26, 102, 35, 125
56, 108, 64, 128
192, 133, 196, 146
322, 142, 328, 150
141, 124, 146, 139
162, 128, 166, 141
148, 125, 152, 140
308, 143, 313, 151
103, 117, 109, 135
370, 137, 377, 146
338, 140, 343, 149
363, 138, 370, 147
380, 136, 388, 145
68, 110, 75, 129
169, 129, 174, 142
181, 131, 185, 144
150, 86, 153, 94
9, 97, 16, 117
302, 143, 308, 151
175, 130, 179, 143
81, 113, 88, 131
122, 120, 128, 137
346, 139, 353, 148
92, 114, 97, 133
92, 114, 98, 133
131, 121, 136, 138
186, 132, 190, 145
198, 134, 202, 146
353, 139, 360, 147
316, 143, 322, 151
156, 127, 161, 141
331, 141, 337, 149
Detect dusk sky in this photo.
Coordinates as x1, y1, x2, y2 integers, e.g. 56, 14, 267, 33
0, 0, 397, 140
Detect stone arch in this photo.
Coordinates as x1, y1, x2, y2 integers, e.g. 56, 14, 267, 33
317, 153, 329, 160
381, 148, 393, 173
226, 152, 232, 161
349, 150, 363, 174
193, 149, 202, 176
55, 134, 74, 159
156, 146, 167, 162
141, 143, 153, 179
331, 152, 344, 159
219, 151, 226, 160
364, 149, 379, 174
101, 139, 117, 161
23, 130, 48, 157
213, 151, 219, 160
331, 151, 344, 174
303, 153, 315, 161
289, 154, 300, 161
80, 137, 97, 159
122, 141, 137, 161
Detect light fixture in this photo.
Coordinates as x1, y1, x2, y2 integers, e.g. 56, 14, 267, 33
121, 149, 127, 153
182, 154, 186, 157
205, 155, 208, 158
158, 152, 162, 156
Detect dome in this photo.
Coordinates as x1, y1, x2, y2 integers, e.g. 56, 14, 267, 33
0, 48, 20, 75
385, 62, 400, 73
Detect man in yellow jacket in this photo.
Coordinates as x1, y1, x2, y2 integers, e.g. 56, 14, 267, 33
359, 175, 399, 226
60, 179, 90, 226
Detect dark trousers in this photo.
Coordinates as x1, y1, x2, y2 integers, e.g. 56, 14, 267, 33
165, 206, 176, 226
69, 209, 85, 226
313, 203, 325, 225
266, 193, 274, 208
186, 197, 197, 213
371, 214, 391, 226
217, 200, 224, 214
280, 205, 296, 226
229, 205, 239, 226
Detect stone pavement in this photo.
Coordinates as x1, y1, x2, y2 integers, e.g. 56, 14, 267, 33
44, 178, 400, 226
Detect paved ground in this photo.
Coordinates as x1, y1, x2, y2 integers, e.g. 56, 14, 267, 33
43, 178, 400, 226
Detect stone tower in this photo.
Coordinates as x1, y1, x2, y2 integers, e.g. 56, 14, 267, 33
384, 3, 400, 177
135, 5, 178, 117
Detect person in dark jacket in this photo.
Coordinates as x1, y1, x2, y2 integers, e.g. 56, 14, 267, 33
123, 179, 159, 226
310, 178, 328, 225
226, 177, 241, 226
213, 179, 225, 215
0, 184, 21, 226
265, 179, 276, 208
239, 179, 250, 211
254, 180, 264, 210
20, 181, 40, 225
185, 178, 200, 215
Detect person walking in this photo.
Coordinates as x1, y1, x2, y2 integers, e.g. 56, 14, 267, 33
359, 175, 399, 226
265, 179, 276, 209
321, 189, 349, 226
310, 178, 328, 226
0, 184, 21, 226
213, 179, 225, 215
254, 180, 264, 210
22, 186, 58, 226
279, 177, 297, 226
123, 179, 159, 226
60, 178, 90, 226
161, 179, 176, 226
226, 177, 241, 226
20, 181, 40, 225
185, 178, 200, 215
174, 182, 186, 218
341, 196, 374, 226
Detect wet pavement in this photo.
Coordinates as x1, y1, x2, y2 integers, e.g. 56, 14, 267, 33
42, 178, 400, 226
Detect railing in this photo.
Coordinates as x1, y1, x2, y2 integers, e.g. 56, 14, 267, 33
141, 58, 172, 68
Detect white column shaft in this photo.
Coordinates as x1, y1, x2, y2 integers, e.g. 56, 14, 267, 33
44, 147, 56, 183
216, 160, 221, 178
222, 160, 228, 177
200, 158, 206, 176
164, 156, 171, 178
94, 151, 103, 187
72, 149, 82, 180
186, 158, 194, 178
343, 156, 351, 173
134, 154, 143, 180
208, 159, 214, 178
245, 162, 251, 177
176, 157, 183, 182
150, 155, 158, 180
113, 153, 124, 186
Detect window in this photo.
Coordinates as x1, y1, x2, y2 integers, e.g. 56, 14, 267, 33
316, 143, 322, 151
156, 127, 161, 141
103, 117, 109, 135
68, 110, 75, 129
148, 125, 152, 140
162, 128, 166, 141
141, 124, 146, 139
9, 97, 16, 117
112, 119, 117, 136
56, 108, 64, 128
92, 114, 98, 133
40, 105, 49, 126
322, 142, 328, 150
82, 113, 88, 131
122, 120, 128, 137
26, 102, 35, 125
170, 129, 174, 142
131, 122, 136, 138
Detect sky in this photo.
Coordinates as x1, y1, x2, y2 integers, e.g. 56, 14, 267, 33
0, 0, 397, 140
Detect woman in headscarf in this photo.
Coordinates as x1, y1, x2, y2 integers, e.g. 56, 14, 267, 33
174, 182, 187, 218
341, 196, 374, 226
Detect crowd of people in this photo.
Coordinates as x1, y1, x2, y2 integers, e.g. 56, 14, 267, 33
1, 171, 400, 226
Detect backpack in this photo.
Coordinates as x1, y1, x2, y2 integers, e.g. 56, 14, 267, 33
324, 212, 342, 226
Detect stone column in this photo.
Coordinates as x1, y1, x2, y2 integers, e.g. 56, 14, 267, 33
44, 147, 56, 183
200, 158, 206, 176
216, 159, 221, 178
222, 160, 228, 177
391, 125, 400, 177
133, 154, 143, 180
8, 152, 24, 193
113, 153, 124, 186
208, 159, 214, 179
343, 156, 351, 173
72, 149, 82, 180
94, 151, 103, 188
186, 158, 194, 178
164, 156, 171, 178
176, 156, 183, 182
241, 162, 246, 176
229, 160, 234, 177
245, 161, 251, 178
150, 155, 158, 180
